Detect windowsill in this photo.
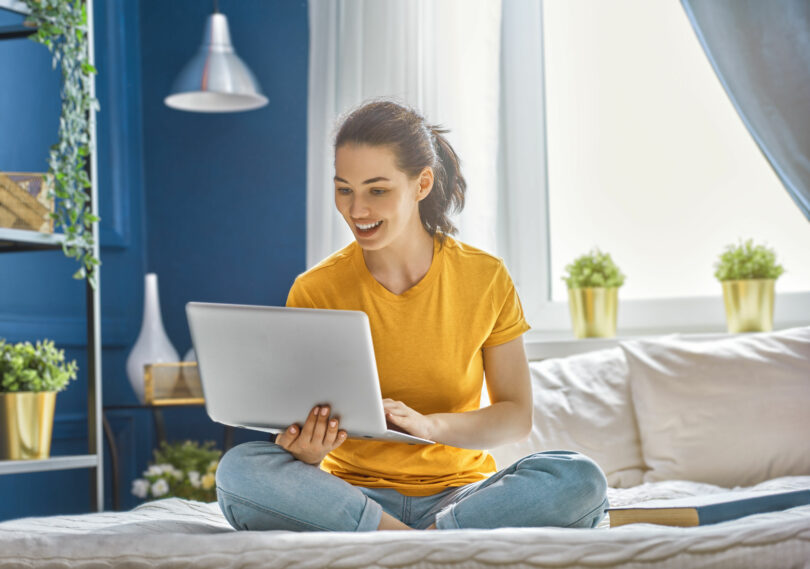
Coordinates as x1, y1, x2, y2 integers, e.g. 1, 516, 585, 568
523, 329, 740, 360
521, 290, 809, 359
522, 289, 810, 360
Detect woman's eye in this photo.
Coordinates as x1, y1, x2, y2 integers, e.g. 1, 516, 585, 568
371, 188, 388, 196
336, 187, 352, 195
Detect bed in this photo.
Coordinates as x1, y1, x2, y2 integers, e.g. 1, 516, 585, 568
2, 326, 809, 568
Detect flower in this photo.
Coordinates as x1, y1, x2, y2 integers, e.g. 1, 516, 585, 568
146, 464, 169, 477
151, 478, 170, 497
131, 479, 150, 499
131, 440, 222, 503
201, 472, 216, 491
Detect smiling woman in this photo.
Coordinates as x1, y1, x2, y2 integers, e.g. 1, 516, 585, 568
214, 99, 609, 533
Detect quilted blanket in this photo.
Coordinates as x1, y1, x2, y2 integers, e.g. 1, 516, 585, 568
1, 475, 809, 568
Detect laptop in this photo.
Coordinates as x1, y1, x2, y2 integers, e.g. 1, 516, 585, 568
186, 301, 435, 445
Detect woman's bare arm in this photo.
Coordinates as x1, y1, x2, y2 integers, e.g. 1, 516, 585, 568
383, 336, 532, 449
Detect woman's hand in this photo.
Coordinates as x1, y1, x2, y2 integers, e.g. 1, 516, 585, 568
275, 405, 347, 465
383, 399, 435, 440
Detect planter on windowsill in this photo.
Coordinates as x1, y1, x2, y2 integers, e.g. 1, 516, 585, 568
714, 239, 784, 334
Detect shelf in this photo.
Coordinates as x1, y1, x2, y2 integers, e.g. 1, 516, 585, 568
1, 0, 103, 512
0, 454, 99, 475
0, 1, 34, 40
0, 227, 65, 252
0, 24, 35, 40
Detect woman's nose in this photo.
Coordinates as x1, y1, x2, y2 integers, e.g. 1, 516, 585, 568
349, 196, 370, 218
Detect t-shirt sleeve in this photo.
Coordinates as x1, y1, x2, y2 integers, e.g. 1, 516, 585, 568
482, 263, 531, 348
286, 276, 317, 308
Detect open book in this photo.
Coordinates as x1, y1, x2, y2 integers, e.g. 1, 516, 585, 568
607, 489, 810, 528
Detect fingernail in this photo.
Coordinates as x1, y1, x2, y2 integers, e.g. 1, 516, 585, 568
320, 407, 329, 416
329, 420, 337, 428
313, 407, 320, 416
289, 426, 296, 434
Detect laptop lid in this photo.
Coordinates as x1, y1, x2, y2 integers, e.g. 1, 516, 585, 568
186, 302, 397, 438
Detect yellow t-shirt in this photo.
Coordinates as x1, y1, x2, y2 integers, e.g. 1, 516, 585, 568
285, 235, 530, 496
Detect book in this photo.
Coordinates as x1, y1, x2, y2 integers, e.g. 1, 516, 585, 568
607, 489, 810, 528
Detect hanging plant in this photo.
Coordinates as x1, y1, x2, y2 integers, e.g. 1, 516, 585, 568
23, 0, 100, 288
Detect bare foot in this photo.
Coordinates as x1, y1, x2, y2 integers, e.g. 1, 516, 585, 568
377, 511, 414, 530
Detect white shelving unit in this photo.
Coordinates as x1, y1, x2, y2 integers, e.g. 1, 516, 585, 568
0, 0, 103, 512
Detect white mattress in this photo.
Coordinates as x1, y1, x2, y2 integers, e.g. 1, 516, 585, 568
1, 475, 809, 569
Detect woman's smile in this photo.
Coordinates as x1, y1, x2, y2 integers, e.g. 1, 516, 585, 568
355, 220, 383, 238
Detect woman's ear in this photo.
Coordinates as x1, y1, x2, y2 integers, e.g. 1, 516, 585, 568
416, 167, 434, 202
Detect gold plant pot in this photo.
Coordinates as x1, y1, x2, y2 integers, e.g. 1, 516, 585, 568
721, 279, 775, 333
568, 287, 619, 339
0, 392, 57, 460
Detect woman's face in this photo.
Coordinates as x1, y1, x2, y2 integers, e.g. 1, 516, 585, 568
334, 144, 432, 252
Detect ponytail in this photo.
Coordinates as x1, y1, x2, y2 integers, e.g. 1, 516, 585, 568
421, 125, 466, 239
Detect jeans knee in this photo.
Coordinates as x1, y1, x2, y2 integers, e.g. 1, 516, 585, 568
216, 441, 287, 491
569, 455, 608, 512
519, 451, 608, 526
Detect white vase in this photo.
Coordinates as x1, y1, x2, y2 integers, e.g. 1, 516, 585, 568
126, 273, 179, 403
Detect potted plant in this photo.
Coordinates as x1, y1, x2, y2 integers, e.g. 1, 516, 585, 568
131, 440, 221, 503
714, 239, 785, 333
0, 339, 78, 460
562, 248, 626, 338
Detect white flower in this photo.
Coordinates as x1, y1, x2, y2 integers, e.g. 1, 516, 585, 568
171, 467, 184, 481
146, 463, 171, 477
151, 478, 170, 497
131, 478, 150, 499
188, 470, 201, 488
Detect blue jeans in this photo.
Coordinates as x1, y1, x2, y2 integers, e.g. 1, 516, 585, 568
216, 441, 608, 531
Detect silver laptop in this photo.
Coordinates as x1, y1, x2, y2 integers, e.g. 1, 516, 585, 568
186, 302, 434, 445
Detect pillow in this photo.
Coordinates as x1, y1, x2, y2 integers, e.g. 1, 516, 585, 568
488, 347, 646, 488
622, 326, 810, 487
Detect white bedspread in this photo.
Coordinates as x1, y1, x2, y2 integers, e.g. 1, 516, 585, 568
2, 475, 809, 568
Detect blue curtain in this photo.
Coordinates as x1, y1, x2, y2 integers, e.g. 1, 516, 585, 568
681, 0, 810, 221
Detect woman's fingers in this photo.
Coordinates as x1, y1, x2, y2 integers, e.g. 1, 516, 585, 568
311, 405, 330, 443
299, 406, 320, 442
323, 416, 339, 446
276, 424, 300, 448
277, 405, 347, 462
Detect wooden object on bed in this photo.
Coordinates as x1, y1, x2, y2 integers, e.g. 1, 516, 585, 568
608, 489, 810, 527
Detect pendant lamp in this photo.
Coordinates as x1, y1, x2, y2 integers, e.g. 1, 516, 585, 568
164, 2, 268, 113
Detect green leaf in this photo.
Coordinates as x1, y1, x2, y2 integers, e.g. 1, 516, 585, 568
713, 239, 785, 281
562, 248, 626, 289
0, 339, 78, 393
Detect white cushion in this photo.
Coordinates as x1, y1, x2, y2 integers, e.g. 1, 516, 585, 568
488, 347, 646, 488
622, 326, 810, 487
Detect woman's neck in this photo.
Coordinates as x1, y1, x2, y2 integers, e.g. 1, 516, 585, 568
362, 229, 435, 295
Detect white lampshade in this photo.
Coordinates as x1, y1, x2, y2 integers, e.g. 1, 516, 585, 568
164, 12, 268, 113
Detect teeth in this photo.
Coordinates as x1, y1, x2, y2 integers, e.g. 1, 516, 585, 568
356, 221, 382, 230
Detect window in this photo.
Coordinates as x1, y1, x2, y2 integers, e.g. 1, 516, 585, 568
527, 0, 810, 335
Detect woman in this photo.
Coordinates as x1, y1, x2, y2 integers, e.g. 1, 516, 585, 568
216, 100, 608, 531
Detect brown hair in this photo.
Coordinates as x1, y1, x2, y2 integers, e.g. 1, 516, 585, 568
334, 99, 467, 240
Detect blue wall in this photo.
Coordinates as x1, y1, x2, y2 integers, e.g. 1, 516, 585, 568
0, 0, 308, 519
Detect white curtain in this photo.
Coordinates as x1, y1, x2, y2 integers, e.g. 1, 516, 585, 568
307, 0, 548, 325
307, 0, 502, 266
